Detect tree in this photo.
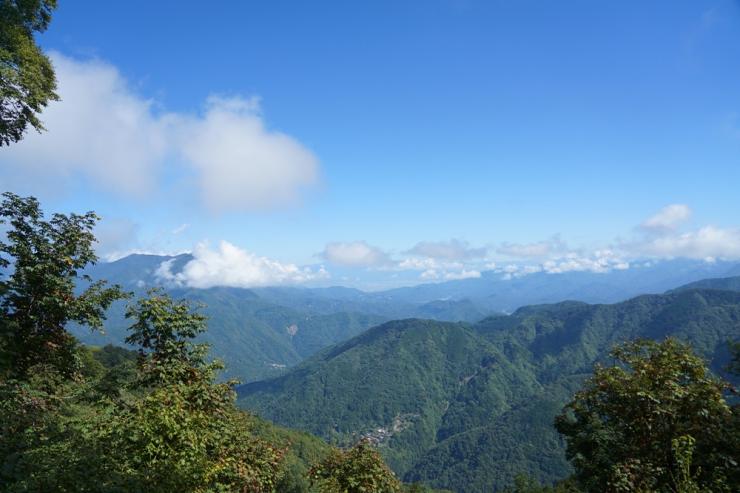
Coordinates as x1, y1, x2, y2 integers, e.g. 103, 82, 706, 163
728, 340, 740, 376
124, 288, 211, 387
103, 290, 285, 492
0, 192, 125, 379
0, 198, 287, 491
309, 439, 402, 493
0, 289, 287, 492
0, 193, 126, 489
554, 338, 737, 492
501, 474, 581, 493
0, 0, 59, 146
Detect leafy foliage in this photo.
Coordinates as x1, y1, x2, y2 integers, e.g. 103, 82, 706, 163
0, 289, 291, 492
501, 475, 581, 493
71, 281, 388, 382
554, 338, 738, 492
310, 439, 402, 493
239, 291, 740, 492
2, 195, 739, 492
106, 291, 288, 491
0, 195, 412, 493
0, 192, 125, 378
728, 340, 740, 376
0, 0, 59, 145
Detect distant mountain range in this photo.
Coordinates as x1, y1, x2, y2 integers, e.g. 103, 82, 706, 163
378, 259, 740, 311
237, 285, 740, 492
72, 254, 491, 381
669, 274, 740, 293
71, 253, 740, 382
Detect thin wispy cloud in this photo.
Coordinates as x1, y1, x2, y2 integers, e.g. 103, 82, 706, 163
640, 204, 692, 233
172, 223, 190, 235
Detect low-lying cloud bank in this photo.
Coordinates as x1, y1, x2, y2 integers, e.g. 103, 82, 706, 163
630, 225, 740, 260
101, 202, 740, 289
313, 204, 740, 284
156, 241, 328, 288
0, 53, 318, 212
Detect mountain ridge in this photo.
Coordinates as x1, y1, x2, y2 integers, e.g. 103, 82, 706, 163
237, 287, 740, 492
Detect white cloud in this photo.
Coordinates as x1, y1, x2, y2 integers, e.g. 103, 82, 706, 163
319, 241, 391, 267
397, 257, 443, 271
178, 96, 318, 211
640, 204, 691, 233
627, 205, 740, 260
406, 239, 487, 260
0, 53, 318, 211
444, 269, 481, 280
635, 225, 740, 260
1, 54, 169, 196
419, 267, 480, 281
156, 240, 328, 288
540, 250, 630, 274
494, 250, 629, 279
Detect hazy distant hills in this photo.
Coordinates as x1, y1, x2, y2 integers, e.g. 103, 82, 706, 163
378, 259, 740, 311
71, 253, 740, 490
72, 254, 492, 380
70, 292, 386, 382
669, 275, 740, 293
237, 288, 740, 492
70, 253, 740, 382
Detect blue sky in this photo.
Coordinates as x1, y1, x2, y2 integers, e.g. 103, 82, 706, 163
2, 0, 740, 289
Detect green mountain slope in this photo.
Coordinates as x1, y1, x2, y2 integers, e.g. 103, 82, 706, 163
71, 255, 497, 382
241, 319, 541, 474
237, 289, 740, 492
669, 275, 740, 293
71, 286, 386, 382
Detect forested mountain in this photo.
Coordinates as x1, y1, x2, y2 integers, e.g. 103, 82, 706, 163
70, 283, 386, 382
670, 275, 740, 293
237, 288, 740, 492
70, 255, 493, 381
72, 254, 740, 382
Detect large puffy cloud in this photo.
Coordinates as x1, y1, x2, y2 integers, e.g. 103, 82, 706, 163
640, 204, 692, 233
319, 241, 391, 267
0, 53, 318, 211
406, 239, 486, 260
178, 96, 317, 211
0, 54, 169, 195
156, 241, 328, 288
